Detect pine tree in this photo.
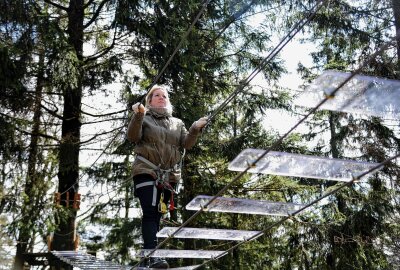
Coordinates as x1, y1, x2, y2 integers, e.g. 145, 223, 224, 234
288, 1, 399, 269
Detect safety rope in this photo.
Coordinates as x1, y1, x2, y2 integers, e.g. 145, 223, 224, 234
132, 13, 400, 270
131, 0, 332, 267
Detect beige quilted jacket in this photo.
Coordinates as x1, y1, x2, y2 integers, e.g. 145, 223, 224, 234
127, 107, 201, 182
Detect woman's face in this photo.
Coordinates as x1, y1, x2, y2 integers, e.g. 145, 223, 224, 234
150, 88, 169, 108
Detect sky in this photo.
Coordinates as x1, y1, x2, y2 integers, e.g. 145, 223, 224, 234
261, 37, 316, 135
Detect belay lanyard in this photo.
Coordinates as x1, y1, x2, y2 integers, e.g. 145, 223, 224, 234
158, 192, 168, 214
157, 189, 175, 214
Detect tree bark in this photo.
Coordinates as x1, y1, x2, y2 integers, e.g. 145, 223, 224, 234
392, 0, 400, 76
328, 112, 340, 159
51, 1, 84, 269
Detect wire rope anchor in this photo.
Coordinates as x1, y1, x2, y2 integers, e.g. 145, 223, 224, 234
246, 160, 257, 168
351, 173, 361, 183
200, 204, 209, 212
285, 213, 295, 224
323, 88, 336, 99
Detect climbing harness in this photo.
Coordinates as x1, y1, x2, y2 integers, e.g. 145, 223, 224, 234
134, 150, 185, 212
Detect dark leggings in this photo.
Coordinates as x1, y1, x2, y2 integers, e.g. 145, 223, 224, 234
134, 174, 172, 249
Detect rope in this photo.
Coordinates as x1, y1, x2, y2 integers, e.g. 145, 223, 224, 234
132, 15, 400, 270
206, 0, 327, 125
57, 0, 212, 200
131, 0, 330, 267
196, 153, 400, 269
139, 0, 212, 105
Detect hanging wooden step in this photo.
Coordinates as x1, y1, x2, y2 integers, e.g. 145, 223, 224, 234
228, 149, 380, 181
186, 195, 304, 216
293, 70, 400, 118
138, 249, 226, 259
134, 265, 201, 270
157, 227, 260, 241
52, 250, 206, 270
51, 251, 130, 269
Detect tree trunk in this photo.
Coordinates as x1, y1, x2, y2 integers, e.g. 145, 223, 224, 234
392, 0, 400, 63
328, 112, 340, 159
392, 0, 400, 80
51, 1, 84, 269
327, 111, 341, 270
13, 48, 45, 270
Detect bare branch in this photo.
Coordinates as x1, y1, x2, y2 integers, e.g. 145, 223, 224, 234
80, 125, 124, 145
84, 29, 119, 63
84, 0, 112, 29
82, 117, 127, 125
15, 126, 60, 142
40, 104, 63, 120
80, 108, 126, 117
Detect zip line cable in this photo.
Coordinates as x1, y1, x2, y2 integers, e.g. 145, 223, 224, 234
209, 0, 257, 44
131, 19, 399, 270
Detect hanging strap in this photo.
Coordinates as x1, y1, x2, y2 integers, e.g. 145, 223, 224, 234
135, 180, 158, 206
179, 149, 186, 172
169, 192, 175, 211
135, 154, 184, 209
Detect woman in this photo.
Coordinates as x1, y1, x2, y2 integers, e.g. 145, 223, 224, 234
127, 85, 207, 268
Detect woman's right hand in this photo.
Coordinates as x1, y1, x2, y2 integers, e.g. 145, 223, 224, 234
195, 116, 208, 129
132, 102, 145, 113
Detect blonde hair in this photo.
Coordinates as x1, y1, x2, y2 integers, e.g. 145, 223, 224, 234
145, 84, 173, 112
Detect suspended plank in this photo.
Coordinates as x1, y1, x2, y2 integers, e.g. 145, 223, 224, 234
186, 195, 304, 216
157, 227, 260, 241
139, 249, 226, 259
293, 70, 400, 118
228, 149, 380, 181
134, 266, 201, 270
53, 250, 201, 270
51, 251, 130, 269
167, 267, 202, 270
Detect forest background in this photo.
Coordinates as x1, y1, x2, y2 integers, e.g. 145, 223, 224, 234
1, 0, 400, 269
